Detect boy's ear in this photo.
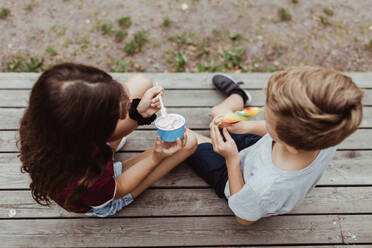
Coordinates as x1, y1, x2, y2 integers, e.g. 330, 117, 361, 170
285, 145, 299, 154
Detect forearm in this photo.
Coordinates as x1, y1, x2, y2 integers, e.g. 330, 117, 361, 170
114, 154, 159, 198
226, 156, 255, 225
245, 120, 267, 136
108, 117, 138, 141
226, 156, 244, 195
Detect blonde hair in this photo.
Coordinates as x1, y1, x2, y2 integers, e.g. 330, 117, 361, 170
265, 66, 364, 150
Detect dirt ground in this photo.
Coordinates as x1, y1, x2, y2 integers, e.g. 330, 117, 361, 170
1, 0, 372, 72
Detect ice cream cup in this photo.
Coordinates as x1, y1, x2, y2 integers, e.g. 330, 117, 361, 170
155, 113, 185, 142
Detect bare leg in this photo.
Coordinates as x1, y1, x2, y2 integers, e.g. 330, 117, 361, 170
109, 74, 153, 150
210, 94, 244, 120
121, 130, 197, 198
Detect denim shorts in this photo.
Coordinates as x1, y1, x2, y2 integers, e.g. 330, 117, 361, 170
186, 132, 262, 198
85, 161, 134, 217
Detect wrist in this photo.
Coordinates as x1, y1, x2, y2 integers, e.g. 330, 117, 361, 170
226, 153, 240, 165
129, 99, 156, 125
151, 152, 163, 163
136, 105, 149, 118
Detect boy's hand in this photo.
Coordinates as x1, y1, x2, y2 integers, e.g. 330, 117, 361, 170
137, 86, 164, 118
212, 113, 249, 134
152, 133, 187, 162
210, 123, 239, 161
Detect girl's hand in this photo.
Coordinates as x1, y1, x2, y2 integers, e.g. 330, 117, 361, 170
137, 86, 164, 118
210, 123, 239, 161
152, 133, 188, 162
212, 113, 249, 134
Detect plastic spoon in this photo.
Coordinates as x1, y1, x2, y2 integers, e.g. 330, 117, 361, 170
156, 82, 167, 117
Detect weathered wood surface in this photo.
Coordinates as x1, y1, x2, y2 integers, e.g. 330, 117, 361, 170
0, 72, 371, 89
1, 187, 372, 218
0, 216, 347, 247
1, 129, 372, 152
2, 107, 372, 130
1, 89, 372, 107
1, 215, 371, 247
1, 151, 372, 189
0, 73, 371, 247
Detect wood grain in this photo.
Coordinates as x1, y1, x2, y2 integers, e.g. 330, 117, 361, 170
0, 216, 344, 247
0, 72, 371, 89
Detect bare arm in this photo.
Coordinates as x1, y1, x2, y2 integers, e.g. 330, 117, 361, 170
227, 120, 267, 137
109, 86, 164, 141
114, 135, 186, 199
114, 153, 159, 199
109, 117, 138, 142
212, 114, 267, 137
226, 155, 255, 225
210, 125, 255, 225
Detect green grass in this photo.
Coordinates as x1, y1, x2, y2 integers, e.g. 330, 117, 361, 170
124, 30, 148, 55
223, 47, 246, 70
101, 23, 113, 35
196, 58, 221, 72
278, 7, 292, 22
25, 1, 38, 11
112, 59, 131, 72
133, 30, 148, 49
115, 30, 127, 42
5, 55, 44, 72
124, 41, 137, 55
366, 39, 372, 52
291, 0, 299, 3
319, 15, 330, 25
162, 17, 172, 27
118, 16, 131, 29
168, 33, 194, 47
195, 39, 210, 58
173, 50, 187, 72
45, 45, 57, 57
0, 8, 10, 19
78, 38, 89, 50
230, 33, 242, 41
323, 7, 334, 16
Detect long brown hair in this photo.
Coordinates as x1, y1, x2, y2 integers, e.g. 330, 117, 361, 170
18, 63, 129, 211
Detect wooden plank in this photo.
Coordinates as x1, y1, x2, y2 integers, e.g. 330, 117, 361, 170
2, 107, 372, 130
1, 151, 372, 190
1, 129, 371, 152
0, 107, 264, 130
0, 72, 371, 89
1, 187, 372, 218
341, 215, 372, 243
1, 89, 372, 108
0, 216, 343, 247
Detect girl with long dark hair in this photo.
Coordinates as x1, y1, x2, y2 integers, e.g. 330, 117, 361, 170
18, 63, 197, 217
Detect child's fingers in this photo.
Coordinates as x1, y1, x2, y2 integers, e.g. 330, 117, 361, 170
156, 134, 161, 144
213, 125, 223, 144
222, 128, 233, 142
212, 114, 225, 126
176, 137, 182, 149
210, 123, 216, 145
182, 132, 188, 146
151, 102, 161, 108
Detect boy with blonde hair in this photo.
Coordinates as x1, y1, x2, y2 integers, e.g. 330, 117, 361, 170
187, 67, 364, 225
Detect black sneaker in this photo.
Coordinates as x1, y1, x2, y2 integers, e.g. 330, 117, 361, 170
212, 74, 252, 105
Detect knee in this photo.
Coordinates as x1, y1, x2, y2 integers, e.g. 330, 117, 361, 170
210, 106, 221, 120
184, 130, 198, 154
133, 73, 153, 90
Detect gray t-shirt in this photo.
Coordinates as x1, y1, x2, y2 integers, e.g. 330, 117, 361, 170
224, 134, 336, 221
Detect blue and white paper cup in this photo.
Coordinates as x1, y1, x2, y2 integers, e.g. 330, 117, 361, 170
155, 113, 185, 142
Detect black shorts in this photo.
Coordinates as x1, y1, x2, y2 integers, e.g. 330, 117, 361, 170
186, 132, 262, 198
